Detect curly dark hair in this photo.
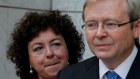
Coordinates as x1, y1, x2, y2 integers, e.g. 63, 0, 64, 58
7, 10, 85, 79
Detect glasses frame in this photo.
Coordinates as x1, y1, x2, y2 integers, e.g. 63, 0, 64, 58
82, 19, 138, 29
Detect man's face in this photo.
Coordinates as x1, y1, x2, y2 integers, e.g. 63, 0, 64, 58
84, 0, 136, 64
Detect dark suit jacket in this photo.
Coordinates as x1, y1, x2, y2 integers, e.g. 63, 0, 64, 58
56, 50, 140, 79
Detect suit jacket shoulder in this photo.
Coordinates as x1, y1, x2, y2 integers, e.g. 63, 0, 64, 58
56, 56, 99, 79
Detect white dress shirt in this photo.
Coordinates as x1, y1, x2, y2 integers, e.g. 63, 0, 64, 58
99, 46, 137, 79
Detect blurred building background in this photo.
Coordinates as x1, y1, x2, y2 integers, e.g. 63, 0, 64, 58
0, 0, 93, 78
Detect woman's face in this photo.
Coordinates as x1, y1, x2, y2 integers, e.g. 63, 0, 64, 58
28, 28, 68, 79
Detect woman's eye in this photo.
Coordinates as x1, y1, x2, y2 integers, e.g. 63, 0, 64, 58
52, 43, 61, 49
53, 43, 61, 46
33, 47, 43, 52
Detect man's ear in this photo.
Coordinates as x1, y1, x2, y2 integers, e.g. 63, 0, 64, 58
133, 19, 140, 38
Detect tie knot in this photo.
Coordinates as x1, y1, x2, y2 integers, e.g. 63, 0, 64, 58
106, 71, 120, 79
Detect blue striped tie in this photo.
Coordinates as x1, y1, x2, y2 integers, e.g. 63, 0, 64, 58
106, 71, 120, 79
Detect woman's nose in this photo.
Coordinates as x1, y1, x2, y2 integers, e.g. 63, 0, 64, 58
45, 47, 54, 59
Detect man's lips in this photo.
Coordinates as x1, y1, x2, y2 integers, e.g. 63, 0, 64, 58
94, 44, 112, 49
95, 44, 112, 46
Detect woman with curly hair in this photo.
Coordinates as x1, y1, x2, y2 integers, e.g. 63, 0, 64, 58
7, 10, 85, 79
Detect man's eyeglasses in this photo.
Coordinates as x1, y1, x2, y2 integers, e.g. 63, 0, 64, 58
82, 20, 137, 30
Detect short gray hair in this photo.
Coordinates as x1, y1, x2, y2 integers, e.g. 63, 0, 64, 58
126, 0, 140, 21
82, 0, 140, 21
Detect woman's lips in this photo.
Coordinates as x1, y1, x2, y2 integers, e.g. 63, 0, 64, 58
45, 62, 59, 67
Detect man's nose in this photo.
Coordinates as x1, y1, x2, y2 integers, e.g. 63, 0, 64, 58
95, 25, 108, 38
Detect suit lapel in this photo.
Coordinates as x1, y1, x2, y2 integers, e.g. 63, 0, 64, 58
126, 47, 140, 79
84, 57, 99, 79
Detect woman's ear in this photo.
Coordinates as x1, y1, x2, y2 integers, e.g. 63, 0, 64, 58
133, 19, 140, 38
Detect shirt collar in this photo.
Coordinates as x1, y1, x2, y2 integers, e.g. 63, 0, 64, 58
99, 59, 109, 79
99, 46, 137, 79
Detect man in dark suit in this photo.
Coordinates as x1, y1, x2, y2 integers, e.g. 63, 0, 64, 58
56, 0, 140, 79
